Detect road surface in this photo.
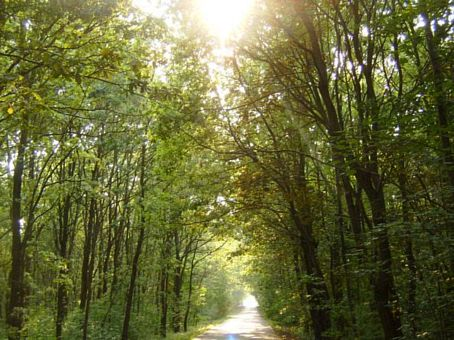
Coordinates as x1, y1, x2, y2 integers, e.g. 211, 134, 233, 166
194, 306, 279, 340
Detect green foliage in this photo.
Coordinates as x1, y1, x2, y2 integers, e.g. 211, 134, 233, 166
0, 0, 453, 339
63, 300, 125, 340
22, 307, 55, 340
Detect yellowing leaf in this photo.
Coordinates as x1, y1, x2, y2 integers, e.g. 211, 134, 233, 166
32, 92, 43, 102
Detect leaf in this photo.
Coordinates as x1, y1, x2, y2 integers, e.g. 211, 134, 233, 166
32, 92, 43, 102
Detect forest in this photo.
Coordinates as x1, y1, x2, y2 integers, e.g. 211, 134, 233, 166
0, 0, 453, 339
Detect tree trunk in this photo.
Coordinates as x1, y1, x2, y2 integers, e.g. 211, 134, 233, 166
80, 197, 96, 311
80, 163, 101, 340
159, 269, 169, 338
362, 181, 402, 339
183, 248, 197, 332
335, 169, 357, 333
293, 249, 306, 309
172, 266, 183, 333
110, 195, 128, 302
56, 192, 74, 340
122, 145, 147, 340
289, 204, 331, 339
7, 123, 28, 340
172, 230, 183, 333
121, 225, 145, 340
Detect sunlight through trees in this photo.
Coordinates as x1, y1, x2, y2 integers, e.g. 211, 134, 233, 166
0, 0, 453, 339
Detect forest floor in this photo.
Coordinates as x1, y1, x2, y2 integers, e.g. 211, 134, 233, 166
193, 305, 279, 339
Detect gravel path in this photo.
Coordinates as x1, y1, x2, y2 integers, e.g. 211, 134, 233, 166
194, 306, 279, 340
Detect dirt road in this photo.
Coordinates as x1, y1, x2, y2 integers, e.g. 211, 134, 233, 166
194, 306, 279, 339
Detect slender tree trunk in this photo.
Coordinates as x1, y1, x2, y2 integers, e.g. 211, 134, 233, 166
289, 204, 331, 339
184, 248, 197, 332
80, 197, 95, 311
80, 163, 101, 340
56, 191, 74, 340
56, 266, 69, 340
7, 122, 28, 340
362, 181, 402, 339
122, 145, 147, 340
82, 210, 100, 340
332, 156, 364, 250
102, 226, 113, 296
121, 224, 146, 340
96, 223, 104, 300
159, 269, 169, 338
335, 169, 357, 333
110, 195, 129, 302
82, 287, 92, 340
172, 266, 183, 333
172, 230, 183, 333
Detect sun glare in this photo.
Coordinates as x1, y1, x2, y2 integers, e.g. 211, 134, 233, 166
132, 0, 253, 41
197, 0, 253, 40
242, 294, 259, 308
132, 0, 164, 16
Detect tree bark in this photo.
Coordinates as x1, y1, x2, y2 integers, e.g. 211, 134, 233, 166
183, 247, 198, 332
121, 224, 145, 340
56, 192, 74, 340
361, 179, 402, 339
159, 268, 169, 338
80, 163, 101, 340
172, 230, 183, 333
7, 123, 28, 340
289, 203, 331, 339
122, 145, 147, 340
